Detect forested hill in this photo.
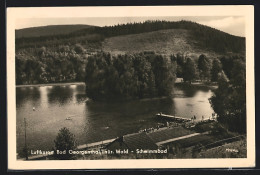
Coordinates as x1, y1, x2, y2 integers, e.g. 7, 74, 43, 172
16, 20, 245, 54
16, 24, 95, 38
15, 20, 245, 85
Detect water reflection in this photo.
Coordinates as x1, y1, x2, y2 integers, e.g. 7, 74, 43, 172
75, 85, 85, 93
174, 83, 210, 97
86, 97, 174, 116
75, 94, 88, 104
16, 87, 41, 108
74, 85, 88, 104
173, 85, 214, 120
83, 98, 176, 143
47, 86, 73, 105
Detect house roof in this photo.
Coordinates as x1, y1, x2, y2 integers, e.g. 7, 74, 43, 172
106, 127, 195, 150
147, 127, 194, 143
123, 132, 158, 150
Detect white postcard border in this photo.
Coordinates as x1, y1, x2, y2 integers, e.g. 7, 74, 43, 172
7, 5, 255, 169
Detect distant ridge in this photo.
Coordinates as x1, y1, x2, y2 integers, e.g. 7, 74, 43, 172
15, 20, 245, 55
15, 24, 95, 38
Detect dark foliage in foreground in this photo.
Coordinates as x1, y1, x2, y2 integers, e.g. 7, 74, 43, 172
85, 52, 176, 100
53, 127, 76, 160
210, 56, 246, 133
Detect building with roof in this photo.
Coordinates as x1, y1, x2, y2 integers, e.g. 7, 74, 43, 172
106, 126, 198, 152
106, 132, 158, 151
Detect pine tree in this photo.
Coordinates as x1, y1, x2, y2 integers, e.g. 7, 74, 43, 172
198, 54, 211, 81
211, 58, 222, 82
53, 127, 76, 160
183, 58, 197, 83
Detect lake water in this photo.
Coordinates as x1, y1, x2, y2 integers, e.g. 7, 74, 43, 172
16, 83, 214, 153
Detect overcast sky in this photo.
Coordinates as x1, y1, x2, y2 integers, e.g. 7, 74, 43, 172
16, 16, 245, 37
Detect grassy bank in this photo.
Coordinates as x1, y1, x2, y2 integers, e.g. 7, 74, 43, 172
198, 138, 247, 158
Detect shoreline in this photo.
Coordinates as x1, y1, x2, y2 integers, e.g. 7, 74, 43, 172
16, 81, 218, 88
175, 82, 218, 89
16, 82, 85, 88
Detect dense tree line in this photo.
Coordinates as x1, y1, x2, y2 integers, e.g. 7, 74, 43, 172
85, 52, 176, 100
172, 53, 223, 83
16, 42, 239, 88
16, 45, 86, 85
210, 56, 246, 133
16, 20, 245, 53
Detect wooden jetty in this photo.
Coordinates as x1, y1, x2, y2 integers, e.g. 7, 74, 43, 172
156, 113, 191, 122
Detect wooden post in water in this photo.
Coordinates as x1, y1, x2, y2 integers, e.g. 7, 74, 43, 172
24, 118, 28, 160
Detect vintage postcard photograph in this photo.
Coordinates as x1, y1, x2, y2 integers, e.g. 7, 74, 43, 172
7, 6, 255, 169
